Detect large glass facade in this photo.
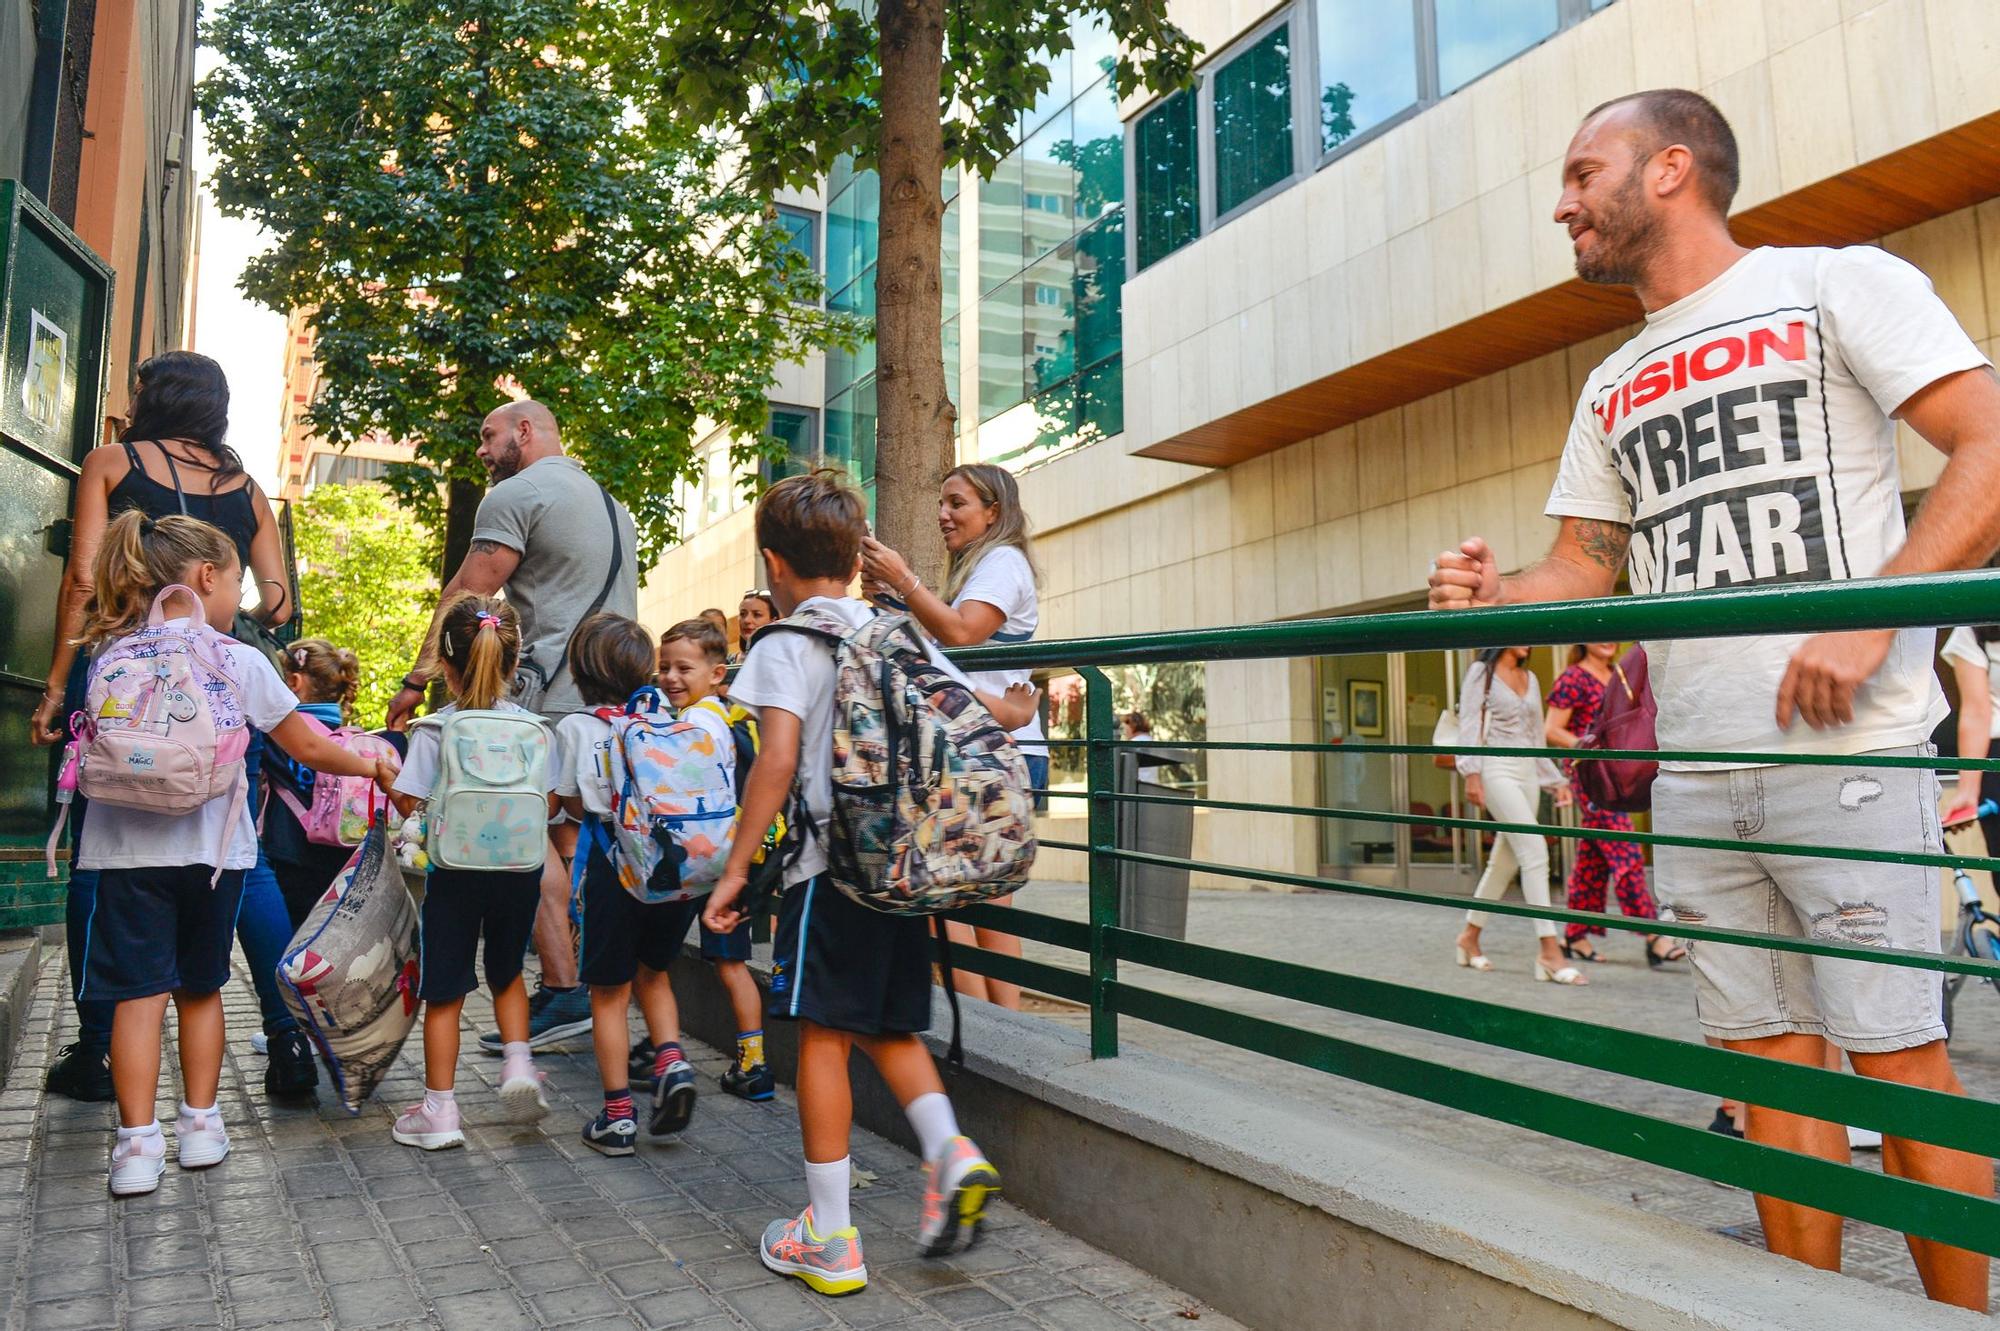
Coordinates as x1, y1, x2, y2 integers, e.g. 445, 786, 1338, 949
1436, 0, 1561, 94
1315, 0, 1419, 152
1212, 22, 1296, 217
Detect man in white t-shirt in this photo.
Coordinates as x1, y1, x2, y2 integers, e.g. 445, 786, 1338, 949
1427, 89, 2000, 1308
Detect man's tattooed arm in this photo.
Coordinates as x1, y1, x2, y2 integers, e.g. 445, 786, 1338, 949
1493, 516, 1630, 605
1572, 518, 1631, 572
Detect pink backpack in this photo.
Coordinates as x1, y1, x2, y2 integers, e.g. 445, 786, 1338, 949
72, 584, 251, 883
272, 715, 400, 847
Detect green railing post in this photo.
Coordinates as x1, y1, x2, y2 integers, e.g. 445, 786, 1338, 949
1081, 666, 1118, 1059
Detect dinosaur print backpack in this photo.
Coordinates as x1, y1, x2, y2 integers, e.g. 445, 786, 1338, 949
602, 687, 738, 904
418, 707, 550, 872
761, 609, 1036, 916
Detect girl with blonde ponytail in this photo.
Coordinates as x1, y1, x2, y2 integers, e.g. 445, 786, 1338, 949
386, 593, 552, 1151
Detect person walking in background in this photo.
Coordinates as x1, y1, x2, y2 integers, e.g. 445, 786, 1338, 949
736, 590, 778, 662
1451, 648, 1580, 983
860, 463, 1047, 1011
387, 400, 639, 1053
1429, 88, 2000, 1306
1942, 625, 2000, 848
1545, 643, 1683, 967
30, 351, 318, 1102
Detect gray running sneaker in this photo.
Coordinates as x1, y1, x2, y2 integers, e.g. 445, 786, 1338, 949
476, 981, 593, 1052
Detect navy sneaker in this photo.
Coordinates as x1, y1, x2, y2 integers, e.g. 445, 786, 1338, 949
627, 1039, 657, 1082
649, 1059, 698, 1137
477, 981, 594, 1053
45, 1043, 113, 1103
582, 1112, 638, 1157
720, 1062, 776, 1102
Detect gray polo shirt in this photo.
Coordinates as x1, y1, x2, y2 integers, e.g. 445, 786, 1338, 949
471, 455, 638, 718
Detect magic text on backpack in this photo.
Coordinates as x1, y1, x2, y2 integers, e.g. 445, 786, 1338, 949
761, 609, 1037, 915
603, 687, 737, 903
273, 715, 402, 848
418, 708, 550, 872
69, 584, 252, 884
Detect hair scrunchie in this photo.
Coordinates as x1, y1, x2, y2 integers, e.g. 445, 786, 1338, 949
475, 611, 502, 630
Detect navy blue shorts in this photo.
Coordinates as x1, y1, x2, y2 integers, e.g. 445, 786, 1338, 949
573, 840, 751, 986
418, 866, 541, 1003
767, 874, 934, 1035
80, 866, 248, 1002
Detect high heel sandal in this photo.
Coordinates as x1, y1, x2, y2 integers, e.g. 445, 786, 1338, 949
1559, 939, 1603, 964
1645, 936, 1688, 968
1535, 960, 1587, 985
1454, 944, 1493, 972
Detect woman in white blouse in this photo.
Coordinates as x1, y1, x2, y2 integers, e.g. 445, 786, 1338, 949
861, 463, 1046, 1011
1452, 647, 1581, 984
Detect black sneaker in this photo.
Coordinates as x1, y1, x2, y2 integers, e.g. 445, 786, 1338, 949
649, 1059, 698, 1137
720, 1062, 776, 1102
45, 1042, 113, 1102
582, 1112, 638, 1157
1706, 1107, 1745, 1139
264, 1029, 319, 1099
627, 1039, 657, 1083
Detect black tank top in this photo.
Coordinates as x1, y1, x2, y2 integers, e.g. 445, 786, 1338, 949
105, 440, 260, 568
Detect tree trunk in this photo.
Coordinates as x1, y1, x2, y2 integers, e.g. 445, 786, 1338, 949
439, 476, 484, 589
872, 0, 955, 590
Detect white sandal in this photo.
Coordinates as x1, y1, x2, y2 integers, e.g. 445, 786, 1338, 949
1535, 960, 1587, 985
1455, 945, 1493, 972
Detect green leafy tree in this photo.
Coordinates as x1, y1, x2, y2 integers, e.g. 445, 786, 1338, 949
198, 0, 860, 576
650, 0, 1200, 584
292, 483, 442, 721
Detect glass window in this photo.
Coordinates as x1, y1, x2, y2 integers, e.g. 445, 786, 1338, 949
1025, 41, 1072, 137
1315, 0, 1419, 153
1134, 91, 1198, 271
825, 170, 878, 295
824, 378, 877, 488
941, 196, 961, 323
1435, 0, 1560, 95
1069, 71, 1124, 229
979, 147, 1025, 296
764, 407, 816, 482
1021, 106, 1076, 267
1212, 21, 1296, 217
1070, 11, 1118, 93
774, 204, 818, 272
1078, 355, 1123, 441
1071, 209, 1124, 371
1022, 251, 1077, 397
978, 277, 1027, 422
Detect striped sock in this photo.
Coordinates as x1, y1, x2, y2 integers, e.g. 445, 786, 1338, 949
737, 1031, 764, 1071
654, 1042, 685, 1078
603, 1090, 635, 1122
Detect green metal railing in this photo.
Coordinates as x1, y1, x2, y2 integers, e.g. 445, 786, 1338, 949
944, 570, 2000, 1262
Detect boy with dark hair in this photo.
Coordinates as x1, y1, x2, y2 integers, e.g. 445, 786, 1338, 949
705, 471, 1029, 1297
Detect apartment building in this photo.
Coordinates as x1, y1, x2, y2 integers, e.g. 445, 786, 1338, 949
275, 310, 416, 501
644, 0, 2000, 888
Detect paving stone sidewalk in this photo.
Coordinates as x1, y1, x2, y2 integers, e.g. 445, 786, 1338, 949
0, 951, 1244, 1331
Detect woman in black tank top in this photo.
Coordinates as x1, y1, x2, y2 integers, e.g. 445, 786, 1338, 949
32, 351, 291, 745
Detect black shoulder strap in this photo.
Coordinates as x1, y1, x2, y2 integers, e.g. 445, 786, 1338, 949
550, 484, 625, 690
156, 443, 190, 517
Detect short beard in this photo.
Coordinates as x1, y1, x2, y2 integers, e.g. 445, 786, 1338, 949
1574, 166, 1664, 287
484, 440, 524, 481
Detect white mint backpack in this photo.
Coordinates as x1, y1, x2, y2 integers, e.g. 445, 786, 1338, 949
416, 708, 550, 871
70, 585, 251, 884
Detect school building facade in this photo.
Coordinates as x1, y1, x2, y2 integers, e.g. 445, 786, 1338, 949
644, 0, 2000, 888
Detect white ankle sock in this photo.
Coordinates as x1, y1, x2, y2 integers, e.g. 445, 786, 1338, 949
116, 1121, 162, 1144
423, 1087, 456, 1115
804, 1157, 851, 1233
904, 1092, 959, 1162
502, 1041, 532, 1068
178, 1100, 217, 1123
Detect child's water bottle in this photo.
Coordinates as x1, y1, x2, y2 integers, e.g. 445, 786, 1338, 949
44, 735, 81, 877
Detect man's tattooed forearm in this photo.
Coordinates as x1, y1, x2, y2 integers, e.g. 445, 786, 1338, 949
467, 539, 507, 557
1575, 519, 1631, 571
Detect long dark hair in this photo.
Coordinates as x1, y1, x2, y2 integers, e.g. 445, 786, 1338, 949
123, 351, 241, 478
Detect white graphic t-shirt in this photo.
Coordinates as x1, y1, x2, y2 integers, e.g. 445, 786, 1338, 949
1546, 245, 1988, 767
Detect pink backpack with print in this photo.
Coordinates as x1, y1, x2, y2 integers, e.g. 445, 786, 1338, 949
73, 585, 250, 882
272, 714, 400, 848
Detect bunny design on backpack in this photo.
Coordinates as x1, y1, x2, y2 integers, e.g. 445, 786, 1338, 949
71, 585, 252, 883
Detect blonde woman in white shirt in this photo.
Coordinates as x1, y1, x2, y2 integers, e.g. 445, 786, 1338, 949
862, 463, 1045, 1011
1452, 647, 1580, 983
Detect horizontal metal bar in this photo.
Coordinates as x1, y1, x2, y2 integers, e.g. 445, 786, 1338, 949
1038, 838, 1091, 854
1097, 847, 2000, 980
1028, 788, 1090, 799
1100, 789, 2000, 876
1076, 738, 2000, 771
952, 570, 2000, 671
952, 902, 1091, 951
943, 946, 1090, 1004
1110, 983, 2000, 1259
1110, 928, 1998, 1154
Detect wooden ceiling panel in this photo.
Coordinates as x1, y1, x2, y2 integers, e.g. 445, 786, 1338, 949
1136, 111, 2000, 467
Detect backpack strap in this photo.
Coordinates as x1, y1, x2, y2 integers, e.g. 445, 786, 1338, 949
546, 485, 625, 700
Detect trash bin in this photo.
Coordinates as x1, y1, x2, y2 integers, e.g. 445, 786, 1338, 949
1117, 746, 1194, 939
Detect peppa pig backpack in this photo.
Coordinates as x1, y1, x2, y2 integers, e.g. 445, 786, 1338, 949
271, 714, 403, 848
70, 584, 251, 885
414, 706, 549, 872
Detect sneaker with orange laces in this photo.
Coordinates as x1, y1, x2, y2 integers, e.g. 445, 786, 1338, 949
760, 1207, 867, 1296
917, 1136, 1000, 1257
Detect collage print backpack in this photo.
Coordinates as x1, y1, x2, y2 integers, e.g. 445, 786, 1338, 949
272, 714, 403, 847
602, 687, 738, 903
761, 609, 1037, 916
64, 585, 252, 885
416, 708, 550, 872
